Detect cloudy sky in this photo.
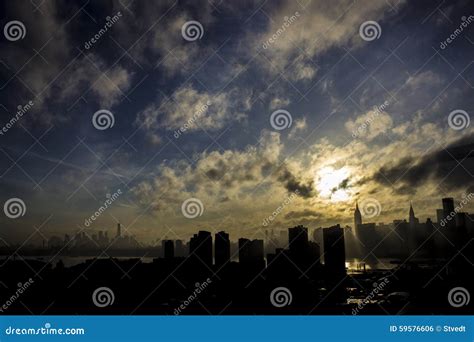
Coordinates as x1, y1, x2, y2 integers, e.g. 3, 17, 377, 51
1, 0, 473, 244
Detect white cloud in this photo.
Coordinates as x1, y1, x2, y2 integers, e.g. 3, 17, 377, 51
136, 85, 250, 143
288, 117, 307, 139
114, 1, 215, 76
255, 0, 406, 81
57, 55, 133, 107
132, 130, 285, 212
345, 109, 393, 140
91, 65, 132, 107
405, 71, 442, 90
269, 97, 290, 110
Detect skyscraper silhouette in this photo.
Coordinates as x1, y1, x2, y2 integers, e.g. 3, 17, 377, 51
215, 231, 230, 267
288, 225, 308, 256
175, 239, 185, 257
409, 202, 419, 228
353, 202, 363, 257
323, 224, 346, 278
354, 201, 362, 228
189, 231, 213, 266
238, 238, 264, 264
163, 240, 174, 259
442, 197, 455, 213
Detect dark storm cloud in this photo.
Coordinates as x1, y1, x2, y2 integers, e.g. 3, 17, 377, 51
372, 134, 474, 193
329, 178, 351, 196
277, 169, 315, 198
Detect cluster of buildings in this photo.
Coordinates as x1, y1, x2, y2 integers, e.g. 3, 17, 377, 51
46, 223, 140, 252
39, 196, 473, 273
159, 196, 473, 276
349, 196, 474, 261
160, 225, 346, 280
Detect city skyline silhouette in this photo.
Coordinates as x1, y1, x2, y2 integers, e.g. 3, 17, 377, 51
1, 0, 473, 317
0, 196, 472, 315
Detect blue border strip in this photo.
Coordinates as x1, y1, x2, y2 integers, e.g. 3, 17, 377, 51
0, 316, 472, 342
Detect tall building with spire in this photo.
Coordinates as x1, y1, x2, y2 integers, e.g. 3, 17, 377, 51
354, 202, 362, 229
409, 202, 419, 228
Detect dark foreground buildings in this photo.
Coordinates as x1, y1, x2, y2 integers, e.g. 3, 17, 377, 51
322, 224, 346, 279
0, 196, 472, 315
215, 231, 230, 267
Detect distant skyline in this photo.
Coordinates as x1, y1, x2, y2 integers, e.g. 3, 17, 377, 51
2, 195, 470, 249
1, 0, 474, 244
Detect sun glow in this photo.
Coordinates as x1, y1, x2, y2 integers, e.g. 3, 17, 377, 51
316, 166, 351, 202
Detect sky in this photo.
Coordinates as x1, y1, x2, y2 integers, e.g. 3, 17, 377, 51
0, 0, 474, 244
